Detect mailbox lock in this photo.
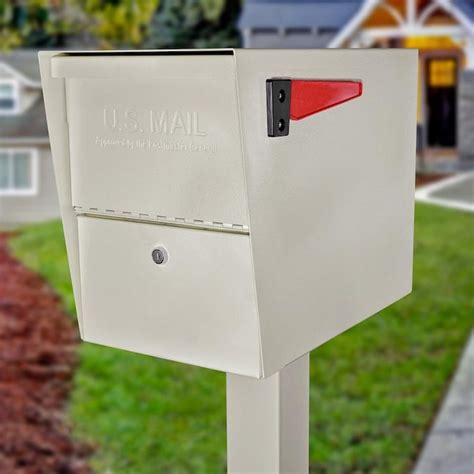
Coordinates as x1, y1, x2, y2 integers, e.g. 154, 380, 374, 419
152, 247, 168, 265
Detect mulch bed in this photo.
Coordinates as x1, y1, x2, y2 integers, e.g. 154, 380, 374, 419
0, 233, 93, 474
415, 173, 450, 188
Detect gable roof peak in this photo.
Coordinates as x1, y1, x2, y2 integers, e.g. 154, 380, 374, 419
0, 49, 41, 87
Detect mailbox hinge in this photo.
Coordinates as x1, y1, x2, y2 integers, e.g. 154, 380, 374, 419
73, 206, 250, 235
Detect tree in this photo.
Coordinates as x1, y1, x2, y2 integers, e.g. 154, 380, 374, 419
144, 0, 241, 50
78, 0, 159, 49
0, 0, 161, 51
0, 0, 78, 50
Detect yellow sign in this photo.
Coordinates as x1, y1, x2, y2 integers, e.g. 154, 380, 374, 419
429, 59, 456, 87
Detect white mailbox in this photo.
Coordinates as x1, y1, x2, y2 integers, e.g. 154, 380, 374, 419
40, 49, 417, 472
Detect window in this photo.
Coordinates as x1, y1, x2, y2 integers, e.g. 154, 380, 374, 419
286, 27, 312, 35
429, 59, 457, 87
0, 149, 38, 196
318, 27, 339, 35
252, 27, 278, 34
0, 79, 19, 114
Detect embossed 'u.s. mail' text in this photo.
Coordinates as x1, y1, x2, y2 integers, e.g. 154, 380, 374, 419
103, 108, 207, 137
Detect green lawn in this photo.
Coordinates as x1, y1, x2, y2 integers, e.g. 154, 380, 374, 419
10, 203, 474, 474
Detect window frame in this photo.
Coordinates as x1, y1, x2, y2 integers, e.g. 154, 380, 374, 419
0, 78, 20, 115
0, 148, 39, 196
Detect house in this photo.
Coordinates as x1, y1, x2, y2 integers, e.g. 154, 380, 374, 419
239, 0, 363, 48
238, 0, 474, 172
0, 50, 59, 226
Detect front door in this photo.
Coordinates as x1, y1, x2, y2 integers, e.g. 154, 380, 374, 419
426, 57, 457, 147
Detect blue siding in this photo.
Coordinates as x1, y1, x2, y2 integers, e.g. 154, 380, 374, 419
238, 0, 362, 30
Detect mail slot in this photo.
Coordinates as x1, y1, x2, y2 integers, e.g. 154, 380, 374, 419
39, 49, 417, 379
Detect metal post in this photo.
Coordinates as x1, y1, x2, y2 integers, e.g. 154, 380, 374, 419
226, 354, 309, 474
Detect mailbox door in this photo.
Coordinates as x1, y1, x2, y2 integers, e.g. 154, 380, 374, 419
77, 216, 262, 377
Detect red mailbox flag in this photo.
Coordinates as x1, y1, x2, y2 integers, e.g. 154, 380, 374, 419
290, 80, 363, 121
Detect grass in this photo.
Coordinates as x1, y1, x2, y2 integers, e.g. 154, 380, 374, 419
10, 203, 474, 473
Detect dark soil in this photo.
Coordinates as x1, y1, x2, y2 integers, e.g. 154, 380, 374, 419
0, 233, 93, 473
416, 173, 450, 188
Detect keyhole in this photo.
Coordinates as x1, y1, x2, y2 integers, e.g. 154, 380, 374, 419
152, 247, 168, 265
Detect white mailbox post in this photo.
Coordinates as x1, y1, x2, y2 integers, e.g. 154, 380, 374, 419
40, 49, 417, 473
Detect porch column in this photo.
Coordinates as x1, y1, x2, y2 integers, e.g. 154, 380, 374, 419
465, 36, 474, 70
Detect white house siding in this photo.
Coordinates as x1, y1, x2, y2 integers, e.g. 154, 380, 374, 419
0, 66, 12, 79
459, 71, 474, 165
244, 31, 335, 48
0, 145, 59, 226
18, 86, 41, 114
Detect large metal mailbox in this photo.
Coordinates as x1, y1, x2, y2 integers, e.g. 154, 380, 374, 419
39, 49, 417, 379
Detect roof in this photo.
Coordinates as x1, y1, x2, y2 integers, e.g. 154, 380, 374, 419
329, 0, 474, 47
454, 0, 474, 19
0, 49, 41, 85
0, 97, 48, 141
0, 49, 48, 141
238, 0, 362, 29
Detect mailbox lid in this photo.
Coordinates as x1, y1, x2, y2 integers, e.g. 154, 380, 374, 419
77, 216, 262, 377
54, 52, 249, 229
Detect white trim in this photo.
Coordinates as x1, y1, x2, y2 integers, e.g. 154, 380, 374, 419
466, 36, 474, 70
407, 0, 416, 26
0, 137, 50, 145
329, 0, 380, 48
0, 62, 42, 89
0, 78, 20, 116
436, 0, 474, 36
418, 0, 474, 35
415, 172, 474, 213
360, 25, 467, 40
0, 147, 39, 196
418, 2, 441, 25
329, 0, 474, 48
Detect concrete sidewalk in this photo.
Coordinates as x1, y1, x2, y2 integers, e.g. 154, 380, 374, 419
412, 331, 474, 474
415, 172, 474, 213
